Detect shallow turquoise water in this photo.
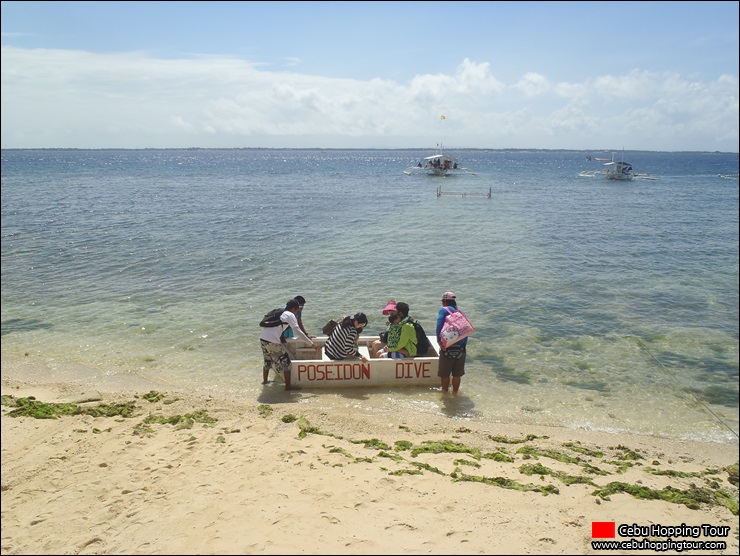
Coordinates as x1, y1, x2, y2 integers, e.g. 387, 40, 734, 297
2, 149, 738, 442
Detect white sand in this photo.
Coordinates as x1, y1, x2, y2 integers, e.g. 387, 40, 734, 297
1, 355, 738, 555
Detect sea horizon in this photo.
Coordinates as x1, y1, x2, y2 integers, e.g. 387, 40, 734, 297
3, 147, 739, 154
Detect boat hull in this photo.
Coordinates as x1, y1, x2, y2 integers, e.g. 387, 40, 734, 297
404, 166, 465, 176
283, 335, 440, 388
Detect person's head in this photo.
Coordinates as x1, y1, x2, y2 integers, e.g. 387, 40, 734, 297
353, 312, 368, 330
386, 301, 409, 324
441, 291, 457, 307
341, 312, 368, 330
286, 298, 300, 312
294, 295, 306, 307
395, 302, 410, 317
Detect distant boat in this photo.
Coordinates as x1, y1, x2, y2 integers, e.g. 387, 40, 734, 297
579, 151, 634, 181
404, 145, 476, 176
603, 152, 634, 181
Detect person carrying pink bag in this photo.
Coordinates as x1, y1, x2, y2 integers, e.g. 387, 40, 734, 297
436, 292, 469, 394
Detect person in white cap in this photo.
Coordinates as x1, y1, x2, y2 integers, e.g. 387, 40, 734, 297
436, 292, 468, 393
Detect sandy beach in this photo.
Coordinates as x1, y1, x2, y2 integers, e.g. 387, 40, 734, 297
1, 356, 738, 555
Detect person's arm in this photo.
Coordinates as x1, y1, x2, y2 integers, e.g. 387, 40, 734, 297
340, 328, 357, 358
326, 326, 362, 359
296, 310, 312, 337
389, 323, 415, 355
436, 307, 449, 352
402, 323, 418, 357
283, 312, 319, 349
349, 328, 367, 362
436, 308, 447, 340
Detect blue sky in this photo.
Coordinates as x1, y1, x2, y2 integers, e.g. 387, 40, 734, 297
1, 1, 738, 151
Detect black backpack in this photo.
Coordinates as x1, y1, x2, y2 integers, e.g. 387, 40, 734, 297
259, 308, 285, 328
411, 319, 431, 356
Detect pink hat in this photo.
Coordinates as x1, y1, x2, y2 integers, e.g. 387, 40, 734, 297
382, 300, 397, 315
442, 292, 456, 301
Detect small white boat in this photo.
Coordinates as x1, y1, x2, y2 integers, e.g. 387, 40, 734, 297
282, 335, 440, 388
404, 148, 475, 176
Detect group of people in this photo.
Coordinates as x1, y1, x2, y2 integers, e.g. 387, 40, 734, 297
417, 159, 458, 170
259, 292, 468, 394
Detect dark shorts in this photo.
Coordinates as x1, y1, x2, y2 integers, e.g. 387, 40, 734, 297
438, 347, 466, 378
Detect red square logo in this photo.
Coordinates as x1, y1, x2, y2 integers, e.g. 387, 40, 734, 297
592, 522, 616, 538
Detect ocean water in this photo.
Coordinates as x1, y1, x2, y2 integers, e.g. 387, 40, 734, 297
2, 148, 738, 443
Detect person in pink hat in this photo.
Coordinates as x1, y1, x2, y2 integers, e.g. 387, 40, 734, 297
381, 300, 397, 316
436, 292, 468, 393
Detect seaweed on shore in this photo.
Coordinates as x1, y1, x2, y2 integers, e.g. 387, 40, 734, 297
1, 395, 138, 419
592, 481, 739, 515
288, 415, 739, 509
1, 393, 216, 438
3, 395, 737, 514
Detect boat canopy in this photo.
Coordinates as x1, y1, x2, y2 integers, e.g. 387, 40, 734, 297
423, 153, 456, 161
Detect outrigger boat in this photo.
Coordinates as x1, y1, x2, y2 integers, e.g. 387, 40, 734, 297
603, 153, 634, 181
579, 151, 634, 181
282, 335, 440, 388
404, 147, 476, 176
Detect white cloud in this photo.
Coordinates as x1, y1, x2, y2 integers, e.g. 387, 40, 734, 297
1, 46, 737, 151
514, 72, 552, 97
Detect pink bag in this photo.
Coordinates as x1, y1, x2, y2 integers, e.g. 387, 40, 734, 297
439, 307, 475, 348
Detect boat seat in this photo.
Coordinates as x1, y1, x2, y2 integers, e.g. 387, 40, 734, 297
296, 345, 324, 360
357, 346, 371, 359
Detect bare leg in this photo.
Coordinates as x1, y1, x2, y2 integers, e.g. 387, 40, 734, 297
441, 377, 450, 393
284, 370, 292, 390
262, 365, 270, 384
451, 376, 461, 394
371, 340, 385, 358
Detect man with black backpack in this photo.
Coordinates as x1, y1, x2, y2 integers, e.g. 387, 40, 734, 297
259, 298, 320, 390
